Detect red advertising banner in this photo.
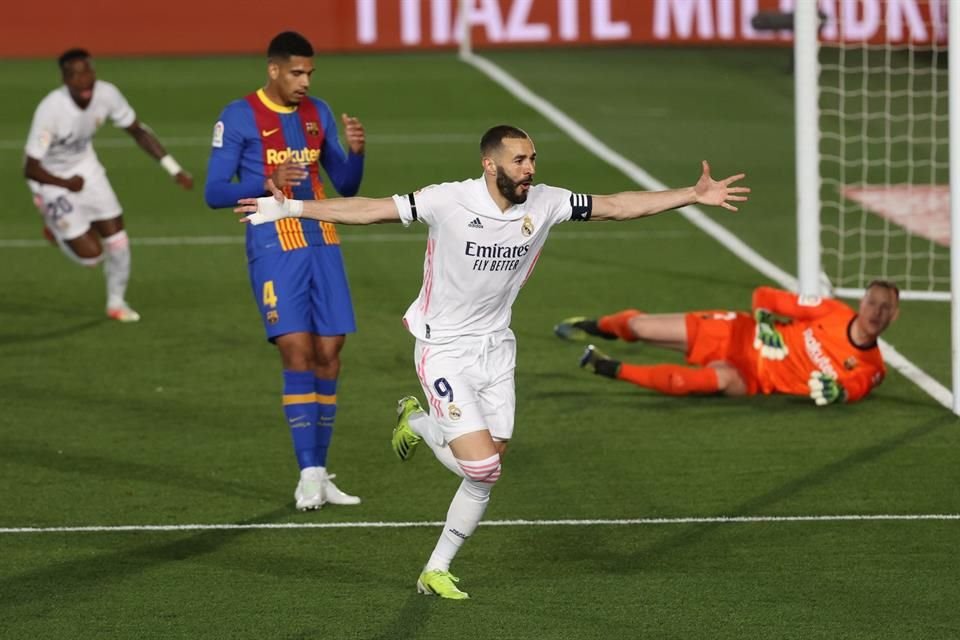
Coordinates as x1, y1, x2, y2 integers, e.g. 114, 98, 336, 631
0, 0, 946, 58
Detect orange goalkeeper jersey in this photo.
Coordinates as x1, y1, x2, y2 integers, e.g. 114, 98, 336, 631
751, 287, 886, 402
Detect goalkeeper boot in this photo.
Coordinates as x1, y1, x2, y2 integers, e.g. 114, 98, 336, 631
393, 396, 423, 461
322, 472, 361, 506
579, 345, 622, 378
417, 569, 470, 600
294, 467, 325, 511
579, 344, 610, 369
554, 316, 617, 342
106, 303, 141, 323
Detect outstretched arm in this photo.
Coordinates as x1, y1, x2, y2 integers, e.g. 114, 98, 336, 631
125, 120, 193, 190
235, 179, 400, 225
590, 161, 748, 221
752, 286, 844, 320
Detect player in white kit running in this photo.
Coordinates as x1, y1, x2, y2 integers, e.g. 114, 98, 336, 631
236, 124, 750, 599
23, 48, 193, 322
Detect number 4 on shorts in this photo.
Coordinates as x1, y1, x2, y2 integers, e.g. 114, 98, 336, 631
262, 280, 278, 308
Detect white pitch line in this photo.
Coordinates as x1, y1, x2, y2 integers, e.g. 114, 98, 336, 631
0, 229, 690, 249
460, 50, 955, 412
0, 131, 568, 151
2, 513, 958, 535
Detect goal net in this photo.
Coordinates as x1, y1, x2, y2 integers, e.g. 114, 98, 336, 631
794, 0, 958, 413
802, 0, 950, 301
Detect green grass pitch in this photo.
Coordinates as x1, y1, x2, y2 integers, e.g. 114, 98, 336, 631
0, 49, 957, 639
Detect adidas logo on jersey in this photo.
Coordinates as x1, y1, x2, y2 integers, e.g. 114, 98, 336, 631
468, 217, 484, 229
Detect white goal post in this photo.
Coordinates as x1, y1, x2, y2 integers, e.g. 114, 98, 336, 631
795, 0, 958, 413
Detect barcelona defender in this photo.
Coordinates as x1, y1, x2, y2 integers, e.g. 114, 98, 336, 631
204, 32, 365, 510
555, 282, 899, 406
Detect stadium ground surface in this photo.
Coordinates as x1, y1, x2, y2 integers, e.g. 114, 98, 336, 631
1, 49, 957, 639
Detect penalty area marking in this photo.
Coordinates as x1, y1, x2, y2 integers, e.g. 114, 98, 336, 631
841, 184, 950, 247
2, 513, 958, 535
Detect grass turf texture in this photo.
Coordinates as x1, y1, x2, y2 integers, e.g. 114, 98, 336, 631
0, 49, 957, 639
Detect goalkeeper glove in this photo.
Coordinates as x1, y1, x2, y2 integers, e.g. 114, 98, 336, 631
245, 196, 303, 226
808, 371, 846, 406
753, 309, 788, 360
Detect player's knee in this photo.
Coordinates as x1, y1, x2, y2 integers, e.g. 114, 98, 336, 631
313, 353, 341, 377
103, 229, 129, 252
277, 343, 317, 371
717, 373, 748, 396
64, 246, 104, 267
710, 364, 747, 396
457, 453, 502, 484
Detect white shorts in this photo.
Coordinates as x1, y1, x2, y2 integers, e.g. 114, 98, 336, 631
30, 170, 123, 241
414, 329, 517, 443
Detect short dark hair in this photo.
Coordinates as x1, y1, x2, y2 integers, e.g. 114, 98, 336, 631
480, 125, 530, 155
267, 31, 314, 60
58, 48, 91, 70
866, 279, 900, 301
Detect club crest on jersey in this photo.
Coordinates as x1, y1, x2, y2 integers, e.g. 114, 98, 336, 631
448, 404, 462, 421
844, 356, 857, 371
38, 130, 52, 151
266, 310, 279, 325
521, 215, 534, 237
305, 121, 319, 136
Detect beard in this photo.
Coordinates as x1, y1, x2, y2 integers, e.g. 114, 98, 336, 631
495, 165, 532, 205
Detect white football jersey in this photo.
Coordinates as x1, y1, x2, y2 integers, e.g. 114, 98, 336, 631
392, 177, 592, 342
24, 80, 136, 179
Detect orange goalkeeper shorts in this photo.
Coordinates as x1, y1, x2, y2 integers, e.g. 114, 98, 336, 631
684, 311, 760, 395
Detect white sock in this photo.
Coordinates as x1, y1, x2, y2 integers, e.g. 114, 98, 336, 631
409, 412, 464, 478
102, 230, 131, 308
425, 478, 492, 572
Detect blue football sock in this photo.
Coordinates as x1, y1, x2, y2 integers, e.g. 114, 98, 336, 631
314, 376, 337, 467
282, 370, 320, 470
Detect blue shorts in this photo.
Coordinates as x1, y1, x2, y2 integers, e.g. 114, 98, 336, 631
248, 245, 356, 342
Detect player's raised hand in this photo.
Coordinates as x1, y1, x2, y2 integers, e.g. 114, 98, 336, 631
694, 160, 750, 211
235, 179, 302, 225
267, 159, 308, 189
174, 170, 194, 190
342, 113, 366, 155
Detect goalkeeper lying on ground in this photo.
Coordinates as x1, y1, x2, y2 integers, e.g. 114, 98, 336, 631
555, 281, 899, 406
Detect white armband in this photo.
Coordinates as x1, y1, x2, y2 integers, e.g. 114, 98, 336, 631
160, 154, 183, 177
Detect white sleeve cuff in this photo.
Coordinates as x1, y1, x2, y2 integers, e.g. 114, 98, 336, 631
392, 193, 415, 227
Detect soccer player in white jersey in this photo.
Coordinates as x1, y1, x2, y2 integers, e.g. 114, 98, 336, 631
236, 124, 750, 599
23, 48, 193, 322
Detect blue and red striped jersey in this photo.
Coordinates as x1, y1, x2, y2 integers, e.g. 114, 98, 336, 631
204, 89, 364, 260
